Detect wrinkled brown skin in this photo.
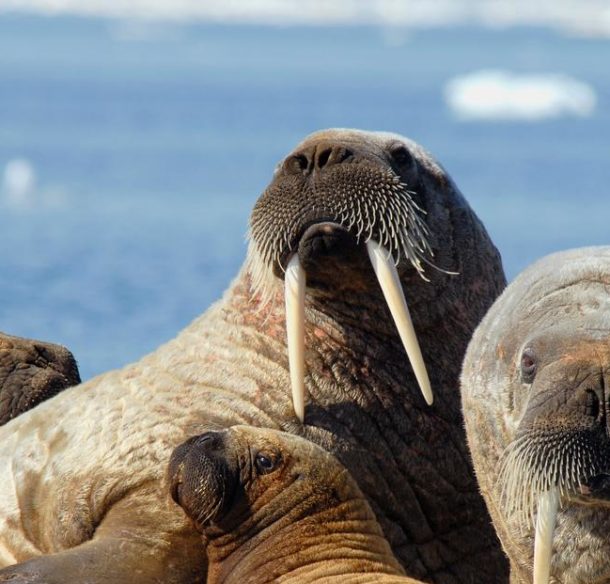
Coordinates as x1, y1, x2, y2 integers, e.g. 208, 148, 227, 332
0, 129, 507, 583
461, 247, 610, 584
0, 332, 80, 425
169, 425, 423, 584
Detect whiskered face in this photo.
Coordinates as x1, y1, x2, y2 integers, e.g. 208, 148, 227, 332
462, 247, 610, 584
168, 426, 334, 534
501, 333, 610, 520
246, 129, 465, 419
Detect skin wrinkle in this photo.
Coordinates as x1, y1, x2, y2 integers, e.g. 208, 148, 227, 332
302, 329, 436, 542
302, 279, 478, 552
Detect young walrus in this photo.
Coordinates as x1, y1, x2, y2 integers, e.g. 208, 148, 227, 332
169, 425, 423, 584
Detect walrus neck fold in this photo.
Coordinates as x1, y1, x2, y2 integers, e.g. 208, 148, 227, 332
204, 472, 404, 584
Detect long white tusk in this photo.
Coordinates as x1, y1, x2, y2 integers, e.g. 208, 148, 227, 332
533, 488, 559, 584
366, 239, 433, 405
285, 254, 306, 423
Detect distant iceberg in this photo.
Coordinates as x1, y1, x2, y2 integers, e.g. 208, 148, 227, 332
2, 158, 68, 210
2, 0, 610, 37
2, 158, 36, 207
444, 70, 597, 121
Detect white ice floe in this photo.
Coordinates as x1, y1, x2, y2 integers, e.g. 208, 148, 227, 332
1, 158, 68, 210
444, 70, 597, 121
2, 0, 610, 37
2, 158, 36, 207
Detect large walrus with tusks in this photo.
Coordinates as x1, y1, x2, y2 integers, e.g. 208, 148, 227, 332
462, 247, 610, 584
0, 129, 507, 583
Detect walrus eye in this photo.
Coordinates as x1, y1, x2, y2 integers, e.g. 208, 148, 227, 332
520, 348, 537, 383
389, 144, 413, 167
254, 452, 278, 475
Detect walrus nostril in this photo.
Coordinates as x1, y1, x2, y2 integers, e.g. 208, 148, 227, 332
314, 145, 353, 170
285, 153, 309, 174
197, 431, 222, 448
317, 148, 332, 168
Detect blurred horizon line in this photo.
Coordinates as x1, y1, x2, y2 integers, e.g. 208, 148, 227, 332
1, 0, 610, 38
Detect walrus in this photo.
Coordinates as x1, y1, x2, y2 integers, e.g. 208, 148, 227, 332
168, 425, 423, 583
461, 246, 610, 584
0, 331, 80, 425
0, 129, 507, 583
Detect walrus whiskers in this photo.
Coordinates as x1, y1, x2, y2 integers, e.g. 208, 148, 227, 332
498, 430, 608, 584
499, 432, 602, 527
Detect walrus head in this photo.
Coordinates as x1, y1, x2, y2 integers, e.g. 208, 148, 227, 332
247, 128, 481, 420
168, 426, 406, 582
0, 332, 81, 425
168, 425, 352, 534
461, 247, 610, 584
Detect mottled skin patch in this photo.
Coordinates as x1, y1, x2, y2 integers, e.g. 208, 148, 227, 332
0, 129, 506, 583
461, 247, 610, 584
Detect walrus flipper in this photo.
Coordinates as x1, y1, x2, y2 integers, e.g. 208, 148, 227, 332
0, 332, 81, 425
0, 539, 202, 584
0, 489, 205, 584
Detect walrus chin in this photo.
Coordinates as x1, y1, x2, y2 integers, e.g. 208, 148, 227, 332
246, 133, 443, 420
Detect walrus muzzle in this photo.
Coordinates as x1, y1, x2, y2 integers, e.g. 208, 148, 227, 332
168, 432, 240, 530
248, 135, 438, 421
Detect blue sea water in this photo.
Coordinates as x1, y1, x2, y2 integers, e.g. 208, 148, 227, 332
0, 15, 608, 379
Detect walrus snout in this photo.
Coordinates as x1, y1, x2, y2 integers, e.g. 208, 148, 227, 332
518, 353, 610, 436
501, 343, 610, 512
168, 431, 238, 528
